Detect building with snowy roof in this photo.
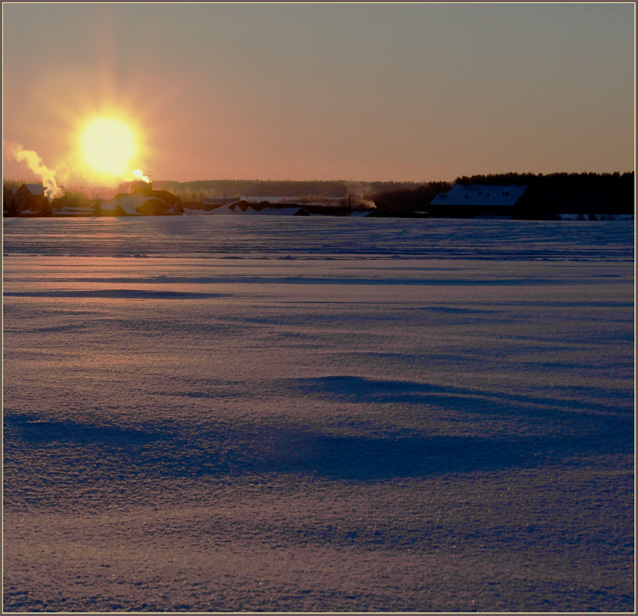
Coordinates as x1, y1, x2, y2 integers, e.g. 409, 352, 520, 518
20, 184, 46, 197
6, 183, 51, 216
200, 201, 309, 216
100, 180, 183, 216
201, 197, 244, 211
430, 185, 529, 218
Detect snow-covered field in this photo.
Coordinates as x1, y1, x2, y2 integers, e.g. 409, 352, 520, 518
3, 217, 635, 612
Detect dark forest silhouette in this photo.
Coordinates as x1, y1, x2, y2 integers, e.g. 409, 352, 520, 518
370, 172, 634, 218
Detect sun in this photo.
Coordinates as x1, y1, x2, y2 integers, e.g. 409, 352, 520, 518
81, 117, 136, 177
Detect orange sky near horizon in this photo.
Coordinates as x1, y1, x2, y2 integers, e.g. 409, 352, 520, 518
2, 2, 635, 188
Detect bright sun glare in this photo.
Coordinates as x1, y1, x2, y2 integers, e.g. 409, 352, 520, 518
81, 117, 136, 177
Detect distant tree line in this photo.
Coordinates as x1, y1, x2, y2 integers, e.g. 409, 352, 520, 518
152, 179, 421, 201
5, 172, 634, 219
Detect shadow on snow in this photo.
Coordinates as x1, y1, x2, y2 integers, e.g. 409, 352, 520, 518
4, 402, 631, 485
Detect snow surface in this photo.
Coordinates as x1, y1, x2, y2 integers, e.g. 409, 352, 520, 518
52, 207, 94, 217
2, 217, 635, 612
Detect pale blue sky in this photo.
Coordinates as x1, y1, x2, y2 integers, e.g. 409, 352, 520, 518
3, 2, 635, 183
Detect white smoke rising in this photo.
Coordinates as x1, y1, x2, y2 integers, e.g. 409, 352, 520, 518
132, 168, 151, 183
345, 182, 377, 209
4, 141, 64, 199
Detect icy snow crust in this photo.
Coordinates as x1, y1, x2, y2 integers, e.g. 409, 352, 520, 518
3, 216, 634, 260
3, 217, 635, 612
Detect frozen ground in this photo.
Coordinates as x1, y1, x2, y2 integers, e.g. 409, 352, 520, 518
2, 217, 635, 612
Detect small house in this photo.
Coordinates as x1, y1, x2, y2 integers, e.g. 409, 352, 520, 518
11, 184, 51, 216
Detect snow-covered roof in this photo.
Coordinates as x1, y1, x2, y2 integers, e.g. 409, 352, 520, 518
349, 210, 377, 217
430, 185, 528, 207
22, 184, 46, 196
101, 194, 158, 215
202, 197, 241, 206
208, 204, 239, 215
242, 196, 344, 206
206, 204, 307, 216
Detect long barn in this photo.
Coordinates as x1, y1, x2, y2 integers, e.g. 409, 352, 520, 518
430, 184, 529, 218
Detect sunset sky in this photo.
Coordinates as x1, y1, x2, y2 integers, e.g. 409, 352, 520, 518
2, 2, 635, 186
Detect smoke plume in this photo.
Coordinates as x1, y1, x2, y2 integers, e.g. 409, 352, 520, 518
4, 141, 64, 199
345, 182, 377, 209
132, 168, 151, 183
